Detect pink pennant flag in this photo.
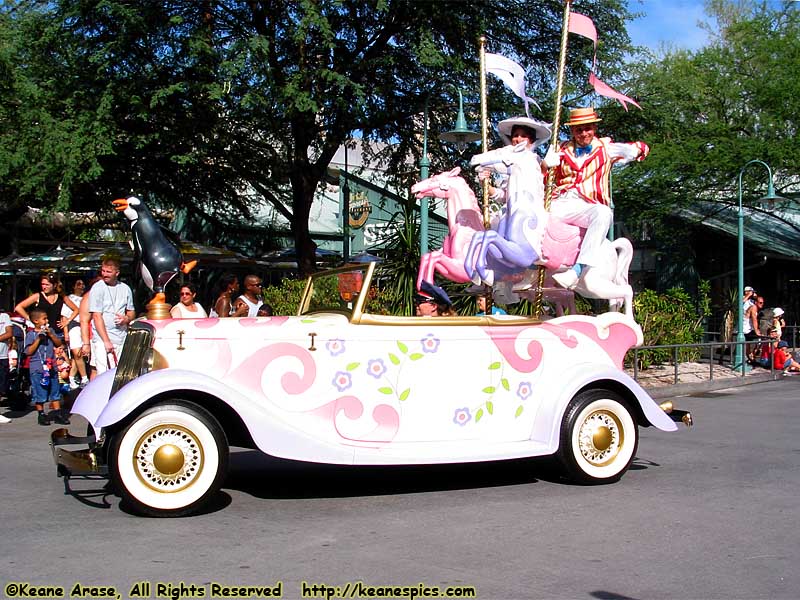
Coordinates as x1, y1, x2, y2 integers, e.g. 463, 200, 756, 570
568, 11, 642, 111
589, 73, 642, 111
568, 12, 597, 43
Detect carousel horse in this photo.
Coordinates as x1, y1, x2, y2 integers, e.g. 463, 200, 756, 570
413, 167, 485, 289
467, 144, 635, 316
463, 143, 548, 287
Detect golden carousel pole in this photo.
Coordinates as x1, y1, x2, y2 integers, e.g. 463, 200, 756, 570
478, 35, 493, 312
534, 0, 572, 317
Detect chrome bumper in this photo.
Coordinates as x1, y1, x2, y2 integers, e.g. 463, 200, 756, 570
50, 428, 108, 478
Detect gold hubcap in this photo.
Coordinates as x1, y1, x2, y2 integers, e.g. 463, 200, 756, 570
133, 425, 204, 493
152, 444, 185, 475
578, 409, 623, 467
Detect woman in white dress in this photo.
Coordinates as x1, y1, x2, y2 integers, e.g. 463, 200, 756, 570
170, 283, 208, 319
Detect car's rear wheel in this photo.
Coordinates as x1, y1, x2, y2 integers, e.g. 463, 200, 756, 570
109, 401, 228, 517
557, 389, 638, 484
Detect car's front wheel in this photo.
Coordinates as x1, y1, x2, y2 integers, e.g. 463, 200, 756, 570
557, 389, 638, 484
109, 401, 228, 517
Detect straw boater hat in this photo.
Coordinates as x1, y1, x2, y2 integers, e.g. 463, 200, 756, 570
497, 116, 551, 147
564, 107, 602, 127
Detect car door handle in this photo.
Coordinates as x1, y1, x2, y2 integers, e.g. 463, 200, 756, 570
308, 332, 317, 351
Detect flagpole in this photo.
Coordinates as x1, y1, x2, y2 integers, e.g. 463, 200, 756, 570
478, 35, 490, 228
534, 0, 572, 317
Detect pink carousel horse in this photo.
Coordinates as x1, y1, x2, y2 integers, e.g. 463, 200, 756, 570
467, 144, 635, 316
413, 167, 484, 289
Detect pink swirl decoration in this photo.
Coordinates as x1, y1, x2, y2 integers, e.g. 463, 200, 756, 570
481, 327, 544, 373
551, 320, 638, 368
309, 396, 400, 443
226, 342, 317, 396
238, 317, 290, 328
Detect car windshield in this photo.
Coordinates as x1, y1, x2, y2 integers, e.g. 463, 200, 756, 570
299, 263, 373, 316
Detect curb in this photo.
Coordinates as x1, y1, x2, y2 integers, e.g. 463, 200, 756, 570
642, 371, 779, 399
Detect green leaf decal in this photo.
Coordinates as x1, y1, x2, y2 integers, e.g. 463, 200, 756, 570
486, 401, 494, 414
515, 405, 524, 417
397, 341, 408, 354
409, 353, 424, 360
482, 386, 496, 394
399, 389, 410, 401
378, 387, 393, 395
501, 378, 510, 391
346, 362, 360, 371
476, 408, 484, 422
389, 353, 401, 365
489, 362, 502, 370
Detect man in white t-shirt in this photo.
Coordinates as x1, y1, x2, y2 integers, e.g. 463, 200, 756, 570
88, 258, 136, 375
0, 310, 12, 423
233, 274, 264, 317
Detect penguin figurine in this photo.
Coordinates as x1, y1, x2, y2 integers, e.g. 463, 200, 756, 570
112, 196, 197, 303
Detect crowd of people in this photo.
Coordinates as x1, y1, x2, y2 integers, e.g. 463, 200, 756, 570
741, 285, 797, 373
0, 264, 274, 425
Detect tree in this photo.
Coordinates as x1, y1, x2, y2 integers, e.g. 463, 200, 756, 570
604, 0, 800, 237
1, 0, 636, 273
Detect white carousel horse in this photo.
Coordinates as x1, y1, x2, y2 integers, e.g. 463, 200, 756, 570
467, 144, 635, 316
463, 143, 548, 287
413, 167, 485, 289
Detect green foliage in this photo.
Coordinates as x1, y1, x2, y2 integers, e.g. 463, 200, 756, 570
0, 0, 636, 269
261, 278, 306, 316
607, 2, 800, 240
630, 283, 712, 369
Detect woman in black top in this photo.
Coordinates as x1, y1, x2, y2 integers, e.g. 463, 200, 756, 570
14, 273, 79, 339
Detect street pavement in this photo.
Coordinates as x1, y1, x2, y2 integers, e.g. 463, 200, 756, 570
1, 378, 798, 600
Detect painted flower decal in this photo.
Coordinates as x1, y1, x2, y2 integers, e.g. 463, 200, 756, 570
452, 407, 472, 426
367, 358, 387, 379
327, 339, 345, 356
421, 333, 440, 354
517, 381, 532, 401
332, 371, 352, 392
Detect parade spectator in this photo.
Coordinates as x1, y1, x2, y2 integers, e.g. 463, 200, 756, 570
772, 307, 785, 339
170, 283, 208, 318
233, 274, 264, 317
476, 295, 507, 316
79, 276, 101, 381
256, 304, 274, 317
63, 279, 89, 389
415, 282, 455, 317
543, 107, 649, 290
89, 258, 135, 375
24, 307, 68, 425
757, 328, 780, 369
210, 273, 240, 317
0, 308, 12, 423
773, 341, 800, 373
14, 273, 79, 340
745, 296, 764, 361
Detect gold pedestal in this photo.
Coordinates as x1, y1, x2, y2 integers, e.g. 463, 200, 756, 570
146, 293, 172, 320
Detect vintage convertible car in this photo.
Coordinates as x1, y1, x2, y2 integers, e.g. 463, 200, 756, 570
51, 262, 691, 517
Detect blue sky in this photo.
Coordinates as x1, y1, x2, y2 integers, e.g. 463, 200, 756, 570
627, 0, 713, 51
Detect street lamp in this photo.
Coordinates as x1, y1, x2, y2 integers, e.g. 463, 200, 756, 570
418, 90, 479, 255
734, 159, 786, 373
439, 88, 481, 152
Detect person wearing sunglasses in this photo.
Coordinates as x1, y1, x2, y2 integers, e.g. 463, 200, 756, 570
415, 281, 455, 317
233, 274, 264, 317
170, 283, 207, 319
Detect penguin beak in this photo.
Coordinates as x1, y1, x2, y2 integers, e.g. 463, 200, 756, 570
112, 198, 129, 212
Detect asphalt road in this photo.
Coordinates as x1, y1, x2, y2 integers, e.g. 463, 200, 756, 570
1, 378, 798, 600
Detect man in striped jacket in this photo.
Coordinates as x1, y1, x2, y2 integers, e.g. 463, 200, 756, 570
543, 107, 649, 290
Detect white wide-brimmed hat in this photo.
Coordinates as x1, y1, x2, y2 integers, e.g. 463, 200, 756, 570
774, 307, 785, 317
497, 116, 551, 148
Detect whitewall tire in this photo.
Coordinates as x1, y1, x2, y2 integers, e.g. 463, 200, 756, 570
109, 402, 228, 517
558, 390, 638, 484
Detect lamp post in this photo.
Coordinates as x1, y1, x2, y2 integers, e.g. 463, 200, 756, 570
419, 99, 431, 255
734, 160, 785, 373
418, 91, 479, 255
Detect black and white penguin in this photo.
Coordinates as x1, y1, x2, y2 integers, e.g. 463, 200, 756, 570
112, 196, 196, 301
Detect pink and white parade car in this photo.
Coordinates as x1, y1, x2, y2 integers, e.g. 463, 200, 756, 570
51, 262, 691, 517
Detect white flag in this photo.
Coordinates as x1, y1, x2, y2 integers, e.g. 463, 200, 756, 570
485, 53, 540, 116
